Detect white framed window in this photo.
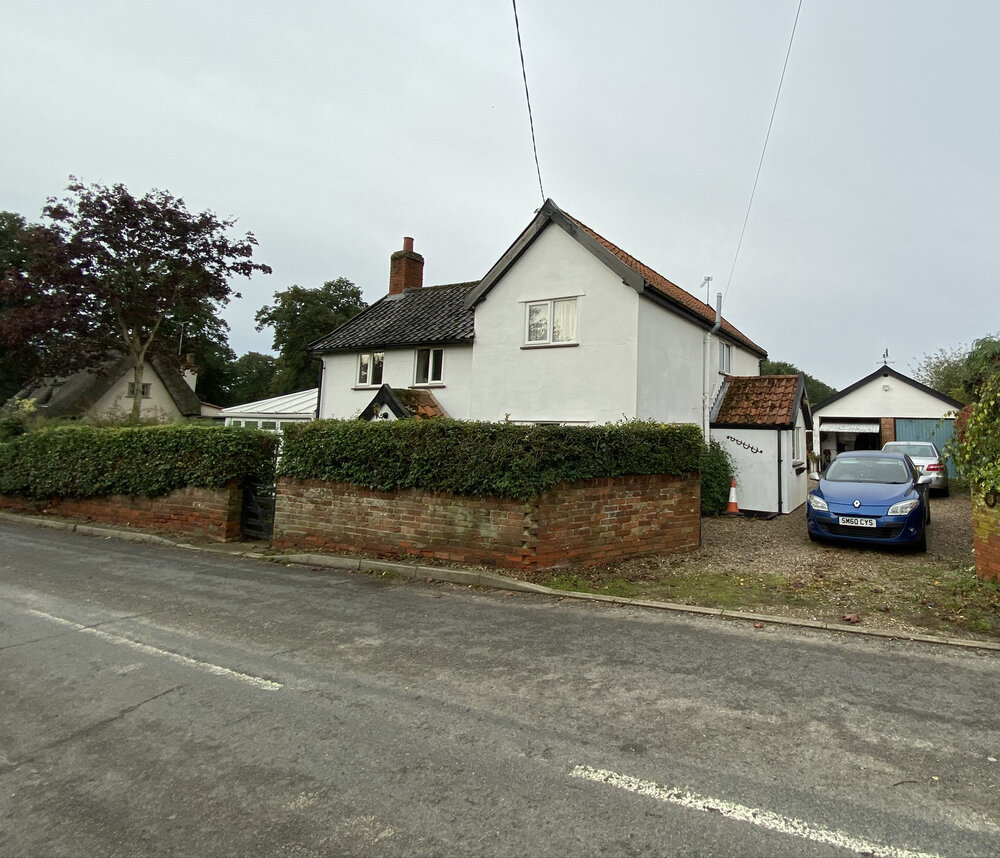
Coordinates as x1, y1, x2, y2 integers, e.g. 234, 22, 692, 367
719, 342, 732, 374
357, 351, 384, 386
415, 347, 444, 385
525, 297, 577, 345
127, 382, 152, 398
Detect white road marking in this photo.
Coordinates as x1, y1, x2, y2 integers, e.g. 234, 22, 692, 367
26, 609, 283, 691
570, 765, 941, 858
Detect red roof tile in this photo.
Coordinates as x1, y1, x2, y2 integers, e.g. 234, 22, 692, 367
563, 211, 764, 355
714, 375, 803, 427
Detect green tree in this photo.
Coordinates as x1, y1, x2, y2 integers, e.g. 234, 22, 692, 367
228, 352, 278, 405
255, 278, 366, 395
760, 359, 836, 405
0, 211, 42, 400
0, 178, 270, 421
912, 335, 1000, 405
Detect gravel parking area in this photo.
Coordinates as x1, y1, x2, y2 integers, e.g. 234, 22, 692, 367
539, 489, 999, 641
699, 487, 974, 577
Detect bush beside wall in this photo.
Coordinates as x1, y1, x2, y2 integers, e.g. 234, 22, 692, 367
0, 424, 278, 499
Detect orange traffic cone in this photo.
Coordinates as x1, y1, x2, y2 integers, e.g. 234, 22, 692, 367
726, 479, 740, 515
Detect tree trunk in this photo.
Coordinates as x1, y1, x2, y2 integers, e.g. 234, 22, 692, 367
130, 359, 145, 423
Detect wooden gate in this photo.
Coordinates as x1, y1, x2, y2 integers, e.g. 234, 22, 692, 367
241, 480, 276, 540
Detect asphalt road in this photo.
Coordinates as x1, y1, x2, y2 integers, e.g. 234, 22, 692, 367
1, 519, 998, 857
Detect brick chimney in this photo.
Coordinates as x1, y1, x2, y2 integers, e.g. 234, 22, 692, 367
389, 236, 424, 295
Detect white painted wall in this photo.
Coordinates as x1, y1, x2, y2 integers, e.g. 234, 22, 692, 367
469, 225, 639, 423
815, 374, 952, 419
636, 308, 762, 426
728, 340, 761, 377
319, 344, 474, 419
714, 428, 778, 513
90, 362, 184, 422
712, 419, 808, 515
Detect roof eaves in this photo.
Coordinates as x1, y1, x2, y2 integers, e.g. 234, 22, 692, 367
814, 364, 964, 411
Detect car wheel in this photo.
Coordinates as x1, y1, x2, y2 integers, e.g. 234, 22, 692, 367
914, 528, 927, 553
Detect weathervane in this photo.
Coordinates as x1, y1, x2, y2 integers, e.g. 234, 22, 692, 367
879, 348, 894, 366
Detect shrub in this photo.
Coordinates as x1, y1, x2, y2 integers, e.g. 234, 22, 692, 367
0, 398, 36, 442
700, 438, 735, 515
0, 424, 278, 499
947, 373, 1000, 494
278, 419, 704, 501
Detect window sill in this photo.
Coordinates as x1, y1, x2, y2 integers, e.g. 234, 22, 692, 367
352, 385, 383, 390
411, 383, 446, 389
520, 342, 579, 350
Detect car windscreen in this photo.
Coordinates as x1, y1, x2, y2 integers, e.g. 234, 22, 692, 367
825, 457, 911, 484
884, 443, 936, 458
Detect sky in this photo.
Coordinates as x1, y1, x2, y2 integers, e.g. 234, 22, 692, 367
2, 0, 997, 391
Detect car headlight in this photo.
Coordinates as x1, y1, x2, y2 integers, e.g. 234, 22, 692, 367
887, 499, 920, 516
807, 494, 828, 512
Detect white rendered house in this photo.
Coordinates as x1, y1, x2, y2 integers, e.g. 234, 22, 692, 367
310, 200, 766, 427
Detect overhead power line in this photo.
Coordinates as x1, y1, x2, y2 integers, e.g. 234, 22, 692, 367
512, 0, 545, 204
724, 0, 804, 302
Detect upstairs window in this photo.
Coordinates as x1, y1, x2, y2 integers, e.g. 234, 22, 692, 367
415, 347, 443, 385
719, 342, 732, 374
357, 351, 384, 386
525, 298, 577, 345
127, 382, 152, 398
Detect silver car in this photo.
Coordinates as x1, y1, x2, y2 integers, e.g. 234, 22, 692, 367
881, 441, 949, 496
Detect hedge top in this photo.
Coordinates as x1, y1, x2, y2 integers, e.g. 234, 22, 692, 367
0, 423, 278, 499
278, 418, 704, 501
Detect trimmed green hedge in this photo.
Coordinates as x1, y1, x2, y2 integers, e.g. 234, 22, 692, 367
278, 419, 704, 501
0, 424, 279, 499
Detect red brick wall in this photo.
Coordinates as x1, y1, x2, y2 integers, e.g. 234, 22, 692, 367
0, 483, 243, 542
272, 474, 700, 570
880, 417, 895, 445
972, 493, 1000, 583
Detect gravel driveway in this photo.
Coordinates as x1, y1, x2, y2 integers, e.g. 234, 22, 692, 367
701, 487, 974, 574
539, 489, 995, 640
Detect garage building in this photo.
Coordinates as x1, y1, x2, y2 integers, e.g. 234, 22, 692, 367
812, 364, 962, 475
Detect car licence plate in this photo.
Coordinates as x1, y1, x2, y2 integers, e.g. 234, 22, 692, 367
838, 516, 876, 528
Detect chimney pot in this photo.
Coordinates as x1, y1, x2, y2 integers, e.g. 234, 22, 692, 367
403, 236, 414, 253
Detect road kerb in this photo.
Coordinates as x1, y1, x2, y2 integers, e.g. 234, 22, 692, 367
3, 510, 999, 653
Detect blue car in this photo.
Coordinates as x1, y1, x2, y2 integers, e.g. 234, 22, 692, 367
806, 450, 933, 552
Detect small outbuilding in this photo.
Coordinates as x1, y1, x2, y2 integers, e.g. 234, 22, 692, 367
219, 388, 318, 432
811, 364, 962, 475
710, 374, 812, 515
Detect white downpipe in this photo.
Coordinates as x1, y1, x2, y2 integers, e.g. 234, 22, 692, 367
702, 292, 723, 441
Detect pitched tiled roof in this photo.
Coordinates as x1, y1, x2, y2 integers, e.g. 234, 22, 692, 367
392, 388, 448, 419
359, 384, 448, 420
713, 374, 805, 427
309, 282, 477, 352
562, 210, 764, 355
